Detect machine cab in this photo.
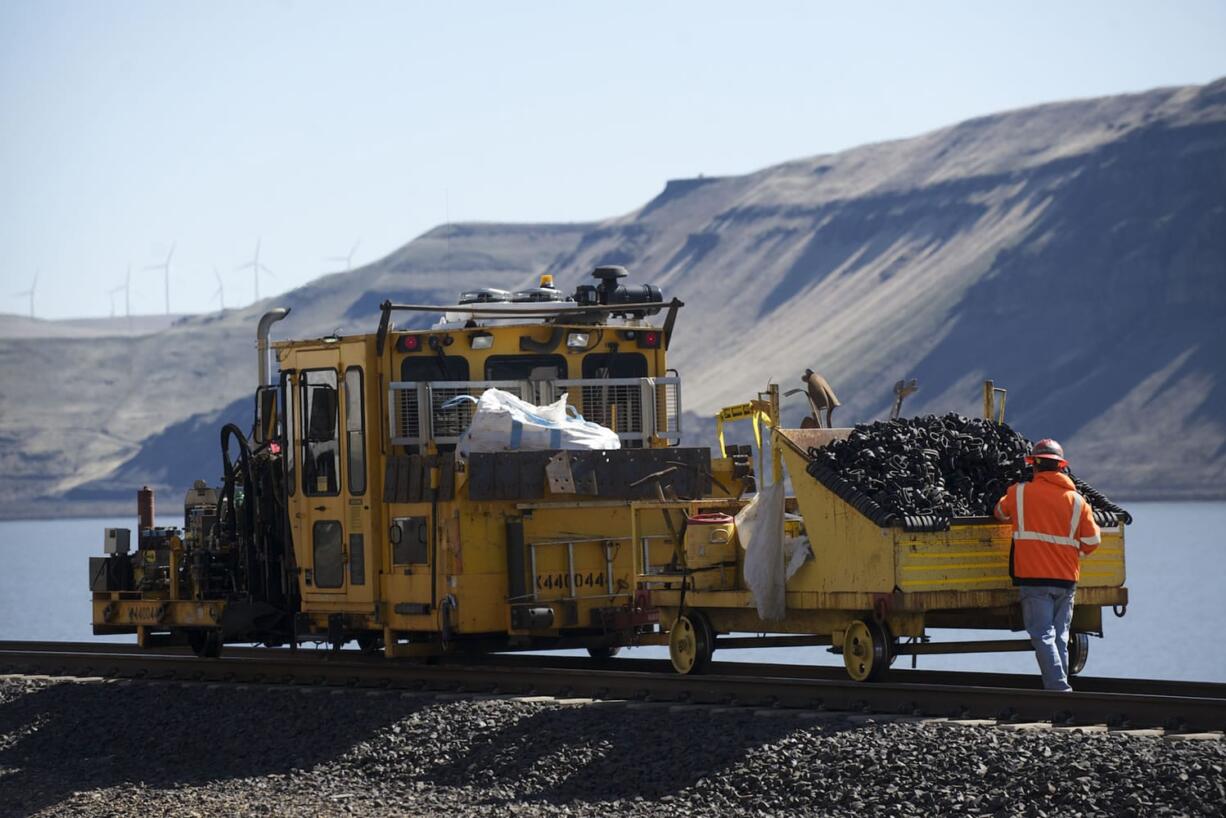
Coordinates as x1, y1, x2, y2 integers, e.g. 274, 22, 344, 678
274, 267, 686, 642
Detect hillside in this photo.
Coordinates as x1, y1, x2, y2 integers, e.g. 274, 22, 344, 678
0, 313, 186, 340
1, 80, 1222, 517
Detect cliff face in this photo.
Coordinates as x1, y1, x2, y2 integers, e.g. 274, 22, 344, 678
1, 80, 1222, 516
538, 80, 1226, 499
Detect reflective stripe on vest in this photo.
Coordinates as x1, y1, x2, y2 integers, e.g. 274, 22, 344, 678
1068, 493, 1083, 541
1011, 482, 1083, 550
1016, 483, 1025, 532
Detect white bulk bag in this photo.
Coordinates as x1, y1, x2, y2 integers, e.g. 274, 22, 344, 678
452, 388, 621, 458
738, 482, 787, 621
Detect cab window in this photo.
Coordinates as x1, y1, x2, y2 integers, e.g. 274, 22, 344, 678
582, 352, 648, 379
312, 520, 344, 588
484, 354, 567, 381
401, 356, 469, 382
284, 372, 296, 496
344, 367, 366, 496
301, 369, 340, 496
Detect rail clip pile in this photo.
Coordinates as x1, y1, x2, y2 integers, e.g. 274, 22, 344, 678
804, 414, 1131, 531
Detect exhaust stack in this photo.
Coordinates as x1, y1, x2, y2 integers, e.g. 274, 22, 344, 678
256, 308, 291, 386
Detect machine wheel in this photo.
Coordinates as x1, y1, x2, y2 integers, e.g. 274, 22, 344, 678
356, 633, 384, 655
843, 619, 892, 682
669, 610, 714, 675
1068, 632, 1090, 676
586, 646, 621, 659
189, 629, 223, 659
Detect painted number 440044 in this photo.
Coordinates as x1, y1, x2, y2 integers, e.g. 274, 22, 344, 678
536, 572, 605, 590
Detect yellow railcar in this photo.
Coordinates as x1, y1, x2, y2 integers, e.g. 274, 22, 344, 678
651, 425, 1126, 680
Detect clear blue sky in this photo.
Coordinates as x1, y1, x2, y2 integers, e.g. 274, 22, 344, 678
3, 1, 1224, 319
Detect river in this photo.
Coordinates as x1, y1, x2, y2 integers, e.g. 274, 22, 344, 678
1, 502, 1222, 681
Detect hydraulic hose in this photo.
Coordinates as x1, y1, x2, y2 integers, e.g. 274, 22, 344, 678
220, 424, 255, 539
220, 423, 258, 596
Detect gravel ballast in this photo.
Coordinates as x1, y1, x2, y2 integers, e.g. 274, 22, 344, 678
0, 677, 1222, 817
804, 415, 1132, 525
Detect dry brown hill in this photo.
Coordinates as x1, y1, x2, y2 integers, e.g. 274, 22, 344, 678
1, 80, 1222, 517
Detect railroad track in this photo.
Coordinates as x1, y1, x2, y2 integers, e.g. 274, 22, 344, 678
2, 640, 1223, 733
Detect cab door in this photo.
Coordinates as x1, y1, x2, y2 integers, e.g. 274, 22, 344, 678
297, 351, 347, 603
338, 346, 376, 608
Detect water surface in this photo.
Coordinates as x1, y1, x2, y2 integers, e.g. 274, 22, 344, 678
2, 503, 1222, 681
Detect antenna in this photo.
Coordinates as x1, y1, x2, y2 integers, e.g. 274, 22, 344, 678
236, 238, 273, 303
13, 270, 37, 318
212, 265, 225, 310
144, 242, 175, 315
326, 239, 361, 272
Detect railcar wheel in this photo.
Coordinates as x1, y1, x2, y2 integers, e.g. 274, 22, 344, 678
587, 646, 621, 659
669, 611, 713, 675
203, 631, 223, 658
1067, 632, 1089, 676
843, 619, 892, 682
356, 633, 384, 655
189, 630, 223, 659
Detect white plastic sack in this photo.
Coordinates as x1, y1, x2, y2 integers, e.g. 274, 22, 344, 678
454, 388, 620, 459
784, 531, 812, 580
738, 482, 787, 621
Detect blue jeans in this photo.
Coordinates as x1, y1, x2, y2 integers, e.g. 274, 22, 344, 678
1019, 585, 1076, 692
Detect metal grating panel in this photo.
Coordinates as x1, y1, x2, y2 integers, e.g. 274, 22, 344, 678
391, 376, 683, 448
556, 376, 681, 445
388, 382, 424, 446
390, 380, 530, 447
428, 380, 530, 444
577, 383, 644, 439
654, 378, 682, 443
429, 385, 478, 441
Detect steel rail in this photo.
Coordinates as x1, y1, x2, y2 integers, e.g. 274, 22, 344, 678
485, 654, 1226, 700
9, 641, 1221, 701
3, 641, 1224, 700
1, 642, 1222, 732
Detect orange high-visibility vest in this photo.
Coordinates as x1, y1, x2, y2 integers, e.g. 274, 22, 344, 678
994, 471, 1101, 587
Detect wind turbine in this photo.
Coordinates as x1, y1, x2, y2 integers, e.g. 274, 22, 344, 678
13, 271, 37, 318
144, 243, 175, 315
110, 266, 132, 318
237, 238, 273, 303
326, 240, 361, 272
212, 266, 225, 310
121, 264, 132, 332
108, 284, 125, 317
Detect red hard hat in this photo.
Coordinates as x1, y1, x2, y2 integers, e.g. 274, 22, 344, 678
1026, 438, 1067, 466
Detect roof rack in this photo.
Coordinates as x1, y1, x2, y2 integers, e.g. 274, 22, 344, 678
375, 298, 685, 355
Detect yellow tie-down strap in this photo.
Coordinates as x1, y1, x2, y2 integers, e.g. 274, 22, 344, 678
716, 400, 774, 458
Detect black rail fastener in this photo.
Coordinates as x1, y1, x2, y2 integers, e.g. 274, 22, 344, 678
1050, 709, 1074, 726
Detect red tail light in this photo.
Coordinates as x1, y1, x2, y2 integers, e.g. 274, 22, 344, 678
637, 330, 661, 349
396, 335, 422, 353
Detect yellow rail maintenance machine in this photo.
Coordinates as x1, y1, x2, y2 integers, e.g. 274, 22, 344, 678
88, 265, 1130, 680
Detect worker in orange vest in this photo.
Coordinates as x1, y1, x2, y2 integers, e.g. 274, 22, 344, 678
993, 439, 1101, 692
